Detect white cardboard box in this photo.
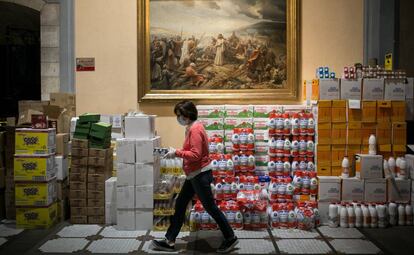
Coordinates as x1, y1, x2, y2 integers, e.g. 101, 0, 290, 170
384, 79, 406, 100
116, 138, 136, 164
135, 185, 153, 208
406, 78, 414, 99
196, 105, 225, 118
341, 178, 364, 202
135, 163, 158, 186
364, 178, 387, 203
254, 129, 269, 142
319, 79, 340, 100
318, 176, 341, 202
406, 154, 414, 179
105, 177, 117, 203
105, 202, 117, 225
317, 201, 330, 225
116, 209, 136, 230
117, 186, 135, 209
205, 130, 225, 139
124, 115, 156, 139
55, 155, 68, 181
355, 154, 383, 179
135, 208, 154, 230
388, 178, 411, 203
340, 79, 362, 100
253, 105, 278, 118
253, 118, 268, 130
224, 105, 254, 117
362, 78, 384, 100
136, 136, 161, 163
117, 163, 136, 186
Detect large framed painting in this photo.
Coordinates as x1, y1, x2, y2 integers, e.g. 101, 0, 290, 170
138, 0, 299, 103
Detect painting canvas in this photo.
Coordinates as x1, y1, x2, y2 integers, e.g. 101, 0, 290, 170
149, 0, 288, 91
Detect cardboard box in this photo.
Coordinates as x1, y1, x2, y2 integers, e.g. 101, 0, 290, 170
116, 138, 136, 164
15, 128, 56, 155
406, 99, 414, 121
116, 209, 135, 230
253, 105, 278, 118
331, 166, 342, 177
198, 118, 224, 130
331, 123, 347, 144
89, 148, 113, 158
124, 115, 156, 139
347, 106, 361, 122
316, 145, 331, 165
317, 100, 332, 123
105, 202, 117, 225
55, 156, 68, 181
392, 122, 407, 145
253, 118, 268, 130
347, 145, 361, 162
88, 157, 110, 167
70, 198, 87, 207
347, 122, 362, 144
388, 179, 411, 203
317, 123, 331, 144
15, 179, 57, 206
355, 154, 383, 179
18, 109, 43, 126
88, 182, 105, 191
50, 92, 75, 108
70, 181, 87, 190
117, 163, 135, 187
317, 164, 331, 176
361, 123, 377, 145
71, 206, 87, 216
43, 105, 74, 134
88, 198, 104, 207
71, 215, 87, 224
70, 172, 87, 182
224, 105, 254, 117
196, 105, 225, 118
341, 178, 364, 202
88, 190, 104, 199
87, 207, 104, 216
319, 79, 340, 100
16, 203, 57, 229
253, 130, 269, 143
136, 163, 157, 186
361, 101, 377, 122
18, 100, 49, 114
341, 79, 362, 100
391, 101, 406, 122
331, 145, 346, 167
364, 178, 387, 203
406, 154, 414, 179
362, 78, 385, 100
378, 144, 392, 159
136, 136, 161, 163
135, 185, 153, 208
384, 79, 406, 100
87, 173, 108, 183
69, 189, 87, 199
72, 138, 88, 148
70, 164, 88, 174
71, 156, 88, 166
392, 145, 406, 157
71, 148, 89, 157
377, 101, 392, 122
206, 130, 225, 140
105, 177, 117, 203
117, 186, 135, 209
56, 133, 69, 156
14, 154, 56, 181
317, 201, 330, 225
135, 208, 154, 230
88, 215, 105, 224
376, 122, 392, 145
331, 100, 347, 122
318, 176, 341, 202
223, 117, 253, 130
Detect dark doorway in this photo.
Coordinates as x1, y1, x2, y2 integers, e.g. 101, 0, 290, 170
0, 2, 41, 118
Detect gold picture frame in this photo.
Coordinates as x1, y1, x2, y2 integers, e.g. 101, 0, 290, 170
138, 0, 299, 103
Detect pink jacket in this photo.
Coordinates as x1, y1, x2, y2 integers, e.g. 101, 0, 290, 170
175, 122, 211, 176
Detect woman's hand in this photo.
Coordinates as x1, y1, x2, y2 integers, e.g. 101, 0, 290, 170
163, 147, 176, 159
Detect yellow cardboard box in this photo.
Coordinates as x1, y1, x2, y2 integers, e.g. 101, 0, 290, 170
378, 144, 392, 159
15, 180, 57, 206
331, 100, 347, 123
16, 203, 57, 229
331, 123, 347, 144
362, 101, 377, 122
316, 145, 331, 165
331, 166, 342, 177
14, 154, 56, 182
317, 123, 332, 144
347, 101, 362, 122
377, 101, 392, 122
318, 100, 332, 123
392, 122, 407, 145
15, 128, 56, 155
391, 101, 406, 122
347, 122, 362, 145
376, 122, 392, 145
331, 145, 346, 167
317, 164, 331, 176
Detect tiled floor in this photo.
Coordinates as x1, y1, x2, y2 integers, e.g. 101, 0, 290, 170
0, 220, 405, 254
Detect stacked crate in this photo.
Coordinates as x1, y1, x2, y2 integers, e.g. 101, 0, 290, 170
14, 128, 58, 228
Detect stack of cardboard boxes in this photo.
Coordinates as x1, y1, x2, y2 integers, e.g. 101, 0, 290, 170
14, 128, 58, 228
116, 114, 160, 230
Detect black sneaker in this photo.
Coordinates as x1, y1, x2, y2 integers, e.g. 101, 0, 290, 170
217, 236, 238, 253
151, 239, 175, 252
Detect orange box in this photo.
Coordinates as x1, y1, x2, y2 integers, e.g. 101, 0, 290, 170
347, 122, 362, 145
331, 166, 342, 177
347, 101, 362, 122
318, 100, 332, 123
376, 122, 392, 145
377, 101, 392, 122
361, 123, 377, 145
378, 144, 392, 159
392, 144, 406, 157
331, 123, 347, 144
317, 123, 331, 144
316, 145, 331, 165
302, 79, 319, 101
331, 100, 347, 122
317, 164, 332, 176
362, 101, 377, 122
331, 145, 346, 167
391, 101, 406, 122
361, 145, 369, 154
392, 122, 407, 145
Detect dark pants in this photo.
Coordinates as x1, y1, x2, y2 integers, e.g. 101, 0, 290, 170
165, 170, 234, 241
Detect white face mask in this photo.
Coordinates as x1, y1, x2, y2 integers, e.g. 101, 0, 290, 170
177, 116, 189, 126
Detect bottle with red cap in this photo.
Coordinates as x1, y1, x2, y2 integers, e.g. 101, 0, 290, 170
301, 171, 310, 195
291, 136, 299, 157
309, 171, 318, 195
306, 136, 315, 157
299, 111, 308, 136
282, 112, 291, 135
275, 111, 284, 135
291, 113, 300, 136
307, 113, 315, 136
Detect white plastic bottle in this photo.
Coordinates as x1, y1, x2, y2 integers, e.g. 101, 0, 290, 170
368, 134, 376, 155
355, 204, 363, 228
383, 159, 391, 178
362, 204, 371, 228
340, 204, 349, 228
398, 204, 406, 226
347, 204, 355, 228
369, 204, 378, 228
405, 204, 413, 225
376, 204, 386, 228
388, 157, 396, 177
388, 202, 397, 226
341, 157, 350, 178
398, 158, 407, 179
328, 203, 339, 228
